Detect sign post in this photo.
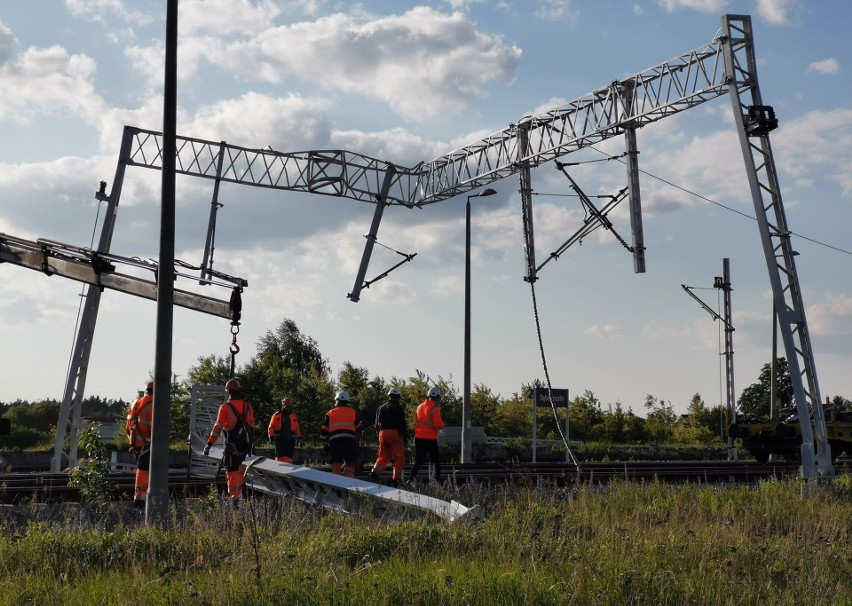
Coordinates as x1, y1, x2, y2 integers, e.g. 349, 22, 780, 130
532, 388, 569, 463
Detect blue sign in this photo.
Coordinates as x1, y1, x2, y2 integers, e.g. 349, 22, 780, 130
533, 388, 569, 408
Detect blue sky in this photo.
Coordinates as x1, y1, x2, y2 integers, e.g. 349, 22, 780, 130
1, 0, 850, 415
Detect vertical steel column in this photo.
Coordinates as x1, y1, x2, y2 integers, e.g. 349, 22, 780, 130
199, 141, 227, 283
148, 0, 178, 526
720, 258, 737, 461
621, 81, 646, 273
463, 196, 472, 464
347, 167, 396, 302
517, 122, 537, 283
51, 127, 133, 472
721, 14, 832, 478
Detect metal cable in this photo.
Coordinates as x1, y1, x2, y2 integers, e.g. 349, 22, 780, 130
520, 189, 580, 469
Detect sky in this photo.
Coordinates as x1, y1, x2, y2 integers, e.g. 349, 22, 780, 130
1, 0, 851, 416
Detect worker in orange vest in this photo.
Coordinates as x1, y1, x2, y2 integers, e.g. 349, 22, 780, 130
203, 379, 256, 501
268, 397, 299, 463
369, 387, 408, 487
408, 386, 445, 484
320, 390, 363, 477
125, 380, 154, 507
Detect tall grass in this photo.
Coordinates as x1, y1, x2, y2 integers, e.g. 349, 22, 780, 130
1, 476, 850, 605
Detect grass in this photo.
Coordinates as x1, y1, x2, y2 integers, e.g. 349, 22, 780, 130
1, 476, 851, 605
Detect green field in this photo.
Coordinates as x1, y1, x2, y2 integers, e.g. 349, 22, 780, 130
1, 477, 851, 605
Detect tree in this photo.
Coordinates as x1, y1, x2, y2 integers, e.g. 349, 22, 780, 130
567, 390, 605, 441
601, 403, 629, 444
471, 384, 500, 435
491, 396, 532, 438
672, 394, 721, 445
238, 318, 334, 441
737, 358, 792, 417
644, 394, 675, 443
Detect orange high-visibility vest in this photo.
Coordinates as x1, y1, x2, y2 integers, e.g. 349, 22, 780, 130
414, 399, 444, 440
321, 406, 361, 441
125, 394, 153, 450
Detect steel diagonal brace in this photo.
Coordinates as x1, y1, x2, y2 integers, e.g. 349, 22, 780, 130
536, 166, 631, 273
348, 167, 396, 302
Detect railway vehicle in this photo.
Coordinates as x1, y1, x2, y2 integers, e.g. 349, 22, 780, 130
729, 406, 852, 463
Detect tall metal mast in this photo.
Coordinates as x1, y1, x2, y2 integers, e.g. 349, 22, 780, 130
720, 15, 832, 478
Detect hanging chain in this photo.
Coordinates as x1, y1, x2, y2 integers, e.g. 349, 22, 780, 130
229, 323, 240, 379
228, 287, 242, 379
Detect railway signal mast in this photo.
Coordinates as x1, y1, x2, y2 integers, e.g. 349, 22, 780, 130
682, 258, 737, 462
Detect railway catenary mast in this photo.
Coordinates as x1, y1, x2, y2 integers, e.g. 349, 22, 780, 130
21, 14, 828, 478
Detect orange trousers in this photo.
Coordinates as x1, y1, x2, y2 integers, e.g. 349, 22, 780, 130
134, 469, 149, 502
225, 468, 245, 499
371, 429, 406, 480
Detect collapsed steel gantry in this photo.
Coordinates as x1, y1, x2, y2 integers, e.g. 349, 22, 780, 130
0, 15, 832, 491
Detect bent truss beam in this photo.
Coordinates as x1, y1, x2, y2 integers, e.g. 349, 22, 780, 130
0, 233, 244, 320
122, 23, 741, 207
188, 386, 478, 523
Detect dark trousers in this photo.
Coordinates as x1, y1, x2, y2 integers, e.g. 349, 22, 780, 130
273, 437, 296, 461
409, 438, 441, 482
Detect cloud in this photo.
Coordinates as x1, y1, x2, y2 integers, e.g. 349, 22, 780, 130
0, 41, 106, 125
534, 0, 578, 21
772, 108, 852, 197
656, 0, 728, 13
65, 0, 153, 26
212, 7, 522, 121
807, 58, 840, 75
181, 0, 284, 36
183, 91, 333, 150
0, 21, 15, 64
755, 0, 802, 26
586, 323, 622, 340
808, 294, 852, 337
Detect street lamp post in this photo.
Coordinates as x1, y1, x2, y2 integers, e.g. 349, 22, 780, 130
463, 188, 497, 464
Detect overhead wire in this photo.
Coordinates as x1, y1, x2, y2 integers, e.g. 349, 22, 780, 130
583, 145, 852, 257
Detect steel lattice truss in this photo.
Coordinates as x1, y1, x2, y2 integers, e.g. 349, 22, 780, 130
123, 26, 744, 206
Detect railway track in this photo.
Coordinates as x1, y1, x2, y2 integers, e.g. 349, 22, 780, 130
4, 459, 840, 504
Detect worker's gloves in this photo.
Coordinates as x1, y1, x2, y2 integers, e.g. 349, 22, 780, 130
203, 444, 211, 456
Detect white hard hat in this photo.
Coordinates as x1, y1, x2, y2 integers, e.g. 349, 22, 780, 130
335, 390, 350, 402
388, 387, 402, 397
427, 386, 441, 398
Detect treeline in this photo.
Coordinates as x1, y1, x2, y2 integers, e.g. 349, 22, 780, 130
2, 318, 850, 452
0, 396, 129, 450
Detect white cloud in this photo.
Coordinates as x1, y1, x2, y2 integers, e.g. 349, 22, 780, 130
656, 0, 728, 14
640, 320, 691, 341
807, 58, 840, 75
534, 0, 578, 21
586, 323, 622, 340
808, 294, 852, 337
183, 92, 333, 150
181, 0, 283, 36
65, 0, 153, 26
0, 43, 105, 125
0, 21, 16, 64
772, 108, 852, 197
755, 0, 802, 26
213, 7, 521, 121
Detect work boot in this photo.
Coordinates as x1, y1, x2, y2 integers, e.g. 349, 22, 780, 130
389, 478, 399, 488
368, 470, 380, 483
